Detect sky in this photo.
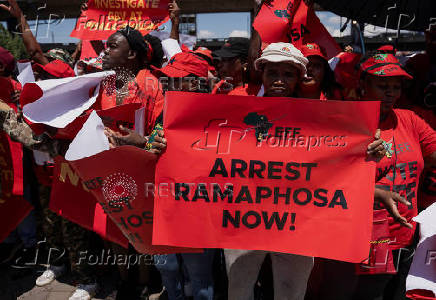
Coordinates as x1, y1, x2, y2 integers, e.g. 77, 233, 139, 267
1, 10, 417, 44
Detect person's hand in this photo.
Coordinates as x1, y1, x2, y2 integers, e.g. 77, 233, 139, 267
0, 99, 12, 114
113, 125, 147, 148
104, 127, 121, 148
374, 188, 413, 229
71, 41, 83, 63
146, 130, 167, 155
11, 89, 20, 104
367, 129, 386, 160
168, 0, 180, 23
0, 0, 23, 19
80, 1, 88, 11
75, 40, 83, 53
344, 45, 354, 53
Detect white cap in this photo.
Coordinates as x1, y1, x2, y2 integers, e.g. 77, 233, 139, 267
254, 42, 308, 77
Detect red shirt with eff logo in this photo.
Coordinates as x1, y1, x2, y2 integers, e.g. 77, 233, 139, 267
375, 109, 436, 249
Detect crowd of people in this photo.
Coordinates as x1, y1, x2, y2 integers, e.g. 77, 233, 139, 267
0, 0, 435, 299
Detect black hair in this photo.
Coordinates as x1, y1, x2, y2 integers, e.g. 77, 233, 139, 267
320, 58, 343, 99
192, 51, 212, 66
143, 34, 164, 69
116, 26, 148, 69
2, 67, 13, 77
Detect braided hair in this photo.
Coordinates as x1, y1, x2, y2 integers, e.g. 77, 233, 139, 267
143, 34, 164, 69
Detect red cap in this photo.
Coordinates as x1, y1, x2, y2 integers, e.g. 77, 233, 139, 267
32, 59, 75, 78
193, 47, 214, 72
0, 47, 16, 72
360, 54, 412, 79
156, 52, 209, 78
300, 43, 327, 60
334, 52, 362, 89
194, 47, 213, 61
377, 45, 397, 55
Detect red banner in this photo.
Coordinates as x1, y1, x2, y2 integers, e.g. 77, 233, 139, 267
0, 130, 32, 242
153, 92, 379, 263
71, 0, 169, 40
355, 209, 396, 275
80, 40, 100, 61
50, 103, 148, 247
67, 146, 201, 254
253, 0, 341, 59
50, 157, 129, 247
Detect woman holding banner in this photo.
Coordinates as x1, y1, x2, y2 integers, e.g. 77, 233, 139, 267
223, 42, 314, 300
318, 53, 436, 300
223, 42, 405, 300
98, 26, 168, 299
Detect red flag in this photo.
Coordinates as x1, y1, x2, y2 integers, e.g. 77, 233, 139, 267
20, 74, 140, 139
406, 291, 436, 300
67, 146, 201, 254
355, 209, 396, 275
80, 40, 100, 61
0, 126, 32, 242
304, 8, 342, 59
70, 0, 169, 41
48, 102, 142, 246
253, 0, 341, 59
55, 103, 141, 140
50, 157, 128, 247
153, 92, 379, 263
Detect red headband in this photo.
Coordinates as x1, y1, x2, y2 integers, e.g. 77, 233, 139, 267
145, 40, 153, 62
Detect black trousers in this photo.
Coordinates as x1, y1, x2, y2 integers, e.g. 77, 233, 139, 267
311, 232, 418, 300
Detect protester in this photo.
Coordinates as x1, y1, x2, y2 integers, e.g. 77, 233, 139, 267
98, 26, 163, 119
403, 25, 436, 212
90, 25, 166, 299
222, 43, 314, 300
299, 43, 343, 100
317, 53, 436, 300
0, 0, 50, 66
100, 26, 165, 148
0, 46, 38, 272
212, 37, 250, 94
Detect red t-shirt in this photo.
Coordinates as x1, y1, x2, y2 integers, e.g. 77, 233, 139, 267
95, 69, 164, 135
375, 109, 436, 249
413, 106, 436, 210
228, 83, 262, 96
